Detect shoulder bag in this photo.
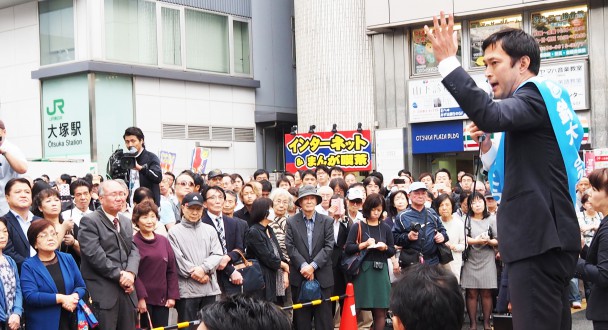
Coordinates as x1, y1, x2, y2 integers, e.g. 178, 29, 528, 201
232, 249, 266, 293
340, 223, 367, 277
431, 211, 454, 265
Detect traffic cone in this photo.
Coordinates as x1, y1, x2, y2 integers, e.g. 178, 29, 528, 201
339, 283, 357, 330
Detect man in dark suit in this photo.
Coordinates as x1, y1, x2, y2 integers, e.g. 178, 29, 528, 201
201, 186, 245, 293
123, 127, 163, 206
79, 180, 140, 330
3, 178, 39, 270
286, 185, 334, 330
427, 13, 581, 330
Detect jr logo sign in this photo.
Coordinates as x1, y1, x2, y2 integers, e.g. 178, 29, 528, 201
46, 99, 65, 116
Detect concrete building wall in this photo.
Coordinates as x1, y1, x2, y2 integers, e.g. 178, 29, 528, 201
0, 1, 41, 158
294, 0, 375, 135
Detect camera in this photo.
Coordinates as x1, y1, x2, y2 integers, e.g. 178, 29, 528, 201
488, 226, 494, 240
107, 147, 138, 180
409, 222, 422, 233
373, 261, 384, 270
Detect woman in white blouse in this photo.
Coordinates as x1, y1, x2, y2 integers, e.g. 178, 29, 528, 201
433, 193, 466, 282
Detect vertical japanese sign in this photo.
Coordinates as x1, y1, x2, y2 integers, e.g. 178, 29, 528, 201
531, 5, 588, 59
191, 147, 210, 174
42, 75, 91, 159
159, 150, 176, 173
284, 130, 372, 173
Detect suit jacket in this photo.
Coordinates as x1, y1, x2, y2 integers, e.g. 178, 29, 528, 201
577, 216, 608, 321
201, 212, 244, 279
128, 148, 162, 206
79, 209, 140, 308
20, 252, 86, 329
2, 211, 40, 270
245, 223, 287, 301
331, 220, 351, 269
443, 67, 580, 263
285, 212, 334, 288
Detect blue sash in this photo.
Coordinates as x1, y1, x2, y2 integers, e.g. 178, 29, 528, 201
488, 78, 584, 205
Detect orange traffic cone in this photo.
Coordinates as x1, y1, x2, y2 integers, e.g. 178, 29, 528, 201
339, 283, 357, 330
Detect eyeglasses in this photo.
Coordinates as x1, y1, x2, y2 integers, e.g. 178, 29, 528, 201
274, 200, 290, 205
37, 231, 58, 239
206, 195, 225, 201
177, 181, 195, 187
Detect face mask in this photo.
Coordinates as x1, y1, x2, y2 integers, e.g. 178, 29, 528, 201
424, 201, 432, 208
268, 208, 276, 221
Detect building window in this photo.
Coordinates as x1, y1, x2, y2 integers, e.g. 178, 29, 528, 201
185, 9, 229, 73
531, 5, 588, 60
105, 0, 157, 65
161, 7, 182, 66
39, 0, 75, 66
469, 15, 522, 68
233, 20, 250, 74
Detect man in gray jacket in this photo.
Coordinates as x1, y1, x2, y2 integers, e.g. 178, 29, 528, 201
168, 192, 223, 329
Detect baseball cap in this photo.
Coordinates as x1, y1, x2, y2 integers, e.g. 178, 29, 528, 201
346, 188, 364, 201
407, 182, 427, 193
207, 169, 224, 179
484, 191, 495, 200
182, 192, 204, 207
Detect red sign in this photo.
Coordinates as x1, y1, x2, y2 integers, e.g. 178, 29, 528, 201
284, 130, 372, 173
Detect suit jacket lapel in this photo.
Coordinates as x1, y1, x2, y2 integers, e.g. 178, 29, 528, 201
8, 213, 30, 251
296, 214, 311, 258
32, 256, 59, 293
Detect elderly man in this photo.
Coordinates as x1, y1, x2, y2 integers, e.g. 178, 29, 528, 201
285, 185, 334, 330
393, 182, 448, 266
0, 120, 27, 215
168, 192, 223, 329
79, 180, 140, 330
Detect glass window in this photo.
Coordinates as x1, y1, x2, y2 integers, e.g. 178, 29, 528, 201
412, 25, 461, 75
233, 20, 251, 74
185, 9, 229, 73
105, 0, 157, 65
161, 7, 182, 66
469, 15, 522, 67
531, 5, 588, 59
39, 0, 75, 66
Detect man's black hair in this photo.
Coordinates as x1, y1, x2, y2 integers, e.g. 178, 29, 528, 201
133, 187, 154, 204
482, 27, 541, 75
368, 171, 384, 185
259, 179, 272, 193
203, 185, 227, 200
123, 126, 145, 141
390, 264, 464, 330
315, 165, 330, 175
70, 179, 92, 195
200, 294, 291, 330
301, 169, 316, 180
60, 174, 72, 185
253, 169, 269, 180
418, 172, 434, 184
329, 166, 344, 176
435, 168, 451, 180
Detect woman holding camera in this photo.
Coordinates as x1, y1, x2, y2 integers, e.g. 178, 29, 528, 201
461, 192, 498, 330
344, 193, 395, 330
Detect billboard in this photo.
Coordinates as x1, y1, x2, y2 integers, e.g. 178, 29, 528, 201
284, 130, 372, 173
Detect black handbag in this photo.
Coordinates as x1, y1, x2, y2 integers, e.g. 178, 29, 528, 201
432, 215, 454, 265
340, 223, 367, 277
232, 250, 266, 293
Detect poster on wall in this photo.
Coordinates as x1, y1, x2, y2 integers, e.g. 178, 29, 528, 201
470, 15, 522, 67
584, 149, 608, 177
538, 61, 588, 110
411, 25, 462, 75
531, 5, 588, 59
42, 75, 91, 159
284, 130, 372, 173
159, 150, 177, 173
191, 147, 210, 174
408, 73, 489, 123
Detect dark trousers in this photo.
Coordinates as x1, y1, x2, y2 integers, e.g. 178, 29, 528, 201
291, 285, 333, 330
96, 293, 137, 330
139, 304, 170, 328
507, 249, 577, 330
593, 321, 608, 330
175, 296, 216, 330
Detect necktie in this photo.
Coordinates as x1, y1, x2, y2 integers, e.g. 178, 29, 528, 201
113, 218, 120, 232
306, 218, 314, 256
215, 217, 227, 254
